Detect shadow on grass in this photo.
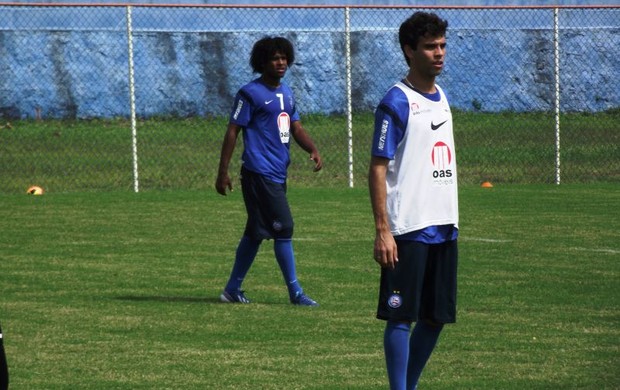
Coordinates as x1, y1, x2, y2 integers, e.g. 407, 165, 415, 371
114, 296, 299, 306
115, 295, 221, 304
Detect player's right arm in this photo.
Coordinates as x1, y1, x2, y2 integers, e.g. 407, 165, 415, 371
369, 90, 407, 269
369, 156, 398, 269
215, 123, 242, 195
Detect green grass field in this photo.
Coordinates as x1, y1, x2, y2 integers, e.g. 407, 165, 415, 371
1, 184, 618, 389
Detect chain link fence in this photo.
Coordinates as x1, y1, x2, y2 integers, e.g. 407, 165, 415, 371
0, 5, 618, 193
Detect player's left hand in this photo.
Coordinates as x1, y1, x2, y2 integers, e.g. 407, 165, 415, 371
310, 151, 323, 172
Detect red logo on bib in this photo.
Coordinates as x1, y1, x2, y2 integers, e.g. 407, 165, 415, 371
431, 141, 452, 169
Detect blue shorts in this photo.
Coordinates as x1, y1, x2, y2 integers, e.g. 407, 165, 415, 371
240, 166, 294, 240
376, 239, 458, 324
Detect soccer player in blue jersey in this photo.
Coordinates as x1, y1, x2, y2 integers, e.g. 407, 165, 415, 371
0, 323, 8, 390
215, 37, 323, 306
369, 12, 458, 390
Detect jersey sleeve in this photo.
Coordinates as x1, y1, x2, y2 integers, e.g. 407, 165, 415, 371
229, 88, 254, 127
286, 84, 301, 123
290, 104, 300, 123
371, 86, 409, 159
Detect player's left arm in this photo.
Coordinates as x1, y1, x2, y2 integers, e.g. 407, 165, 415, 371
290, 121, 322, 172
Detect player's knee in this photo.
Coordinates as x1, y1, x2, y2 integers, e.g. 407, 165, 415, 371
272, 219, 293, 238
423, 319, 445, 330
388, 320, 412, 327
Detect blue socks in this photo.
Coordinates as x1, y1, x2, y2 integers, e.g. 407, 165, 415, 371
384, 322, 411, 390
384, 321, 443, 390
407, 321, 443, 389
274, 238, 302, 299
224, 236, 261, 292
225, 236, 302, 300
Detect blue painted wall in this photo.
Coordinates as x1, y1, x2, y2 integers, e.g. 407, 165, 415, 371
0, 6, 618, 119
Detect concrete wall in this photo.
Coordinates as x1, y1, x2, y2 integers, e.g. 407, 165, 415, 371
0, 9, 618, 119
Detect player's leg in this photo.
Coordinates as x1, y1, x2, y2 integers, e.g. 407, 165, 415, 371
273, 236, 317, 305
407, 239, 458, 389
273, 238, 302, 297
220, 168, 266, 304
419, 238, 458, 323
263, 181, 301, 299
406, 320, 443, 389
384, 321, 411, 390
259, 178, 317, 306
221, 235, 262, 303
377, 240, 428, 390
272, 240, 316, 305
0, 323, 8, 390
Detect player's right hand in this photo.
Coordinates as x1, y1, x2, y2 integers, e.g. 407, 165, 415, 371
374, 230, 399, 269
215, 174, 233, 195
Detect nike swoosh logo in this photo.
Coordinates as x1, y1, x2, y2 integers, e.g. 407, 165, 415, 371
265, 100, 273, 105
431, 120, 447, 130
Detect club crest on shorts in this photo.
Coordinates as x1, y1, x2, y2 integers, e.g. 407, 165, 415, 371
272, 220, 283, 232
388, 293, 402, 309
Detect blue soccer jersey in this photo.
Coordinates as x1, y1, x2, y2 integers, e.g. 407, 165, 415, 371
229, 78, 301, 183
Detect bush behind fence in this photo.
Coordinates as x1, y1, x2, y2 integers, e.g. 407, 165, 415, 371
0, 5, 618, 193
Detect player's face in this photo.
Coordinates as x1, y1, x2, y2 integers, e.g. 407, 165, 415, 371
408, 34, 446, 78
263, 51, 288, 81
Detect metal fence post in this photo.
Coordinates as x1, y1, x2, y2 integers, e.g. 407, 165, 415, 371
127, 5, 139, 192
554, 7, 561, 185
345, 6, 354, 188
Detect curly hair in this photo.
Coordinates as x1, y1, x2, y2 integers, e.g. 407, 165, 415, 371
250, 36, 295, 74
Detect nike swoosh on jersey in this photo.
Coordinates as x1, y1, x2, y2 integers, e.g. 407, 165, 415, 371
431, 120, 448, 130
265, 100, 274, 104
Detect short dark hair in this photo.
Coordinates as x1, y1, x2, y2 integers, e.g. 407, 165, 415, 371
399, 12, 448, 64
250, 36, 295, 74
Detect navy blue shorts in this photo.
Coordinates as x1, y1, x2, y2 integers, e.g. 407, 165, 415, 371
240, 167, 294, 240
376, 239, 458, 324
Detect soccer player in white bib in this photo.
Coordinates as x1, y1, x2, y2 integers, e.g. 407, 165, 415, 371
216, 37, 323, 306
369, 12, 458, 390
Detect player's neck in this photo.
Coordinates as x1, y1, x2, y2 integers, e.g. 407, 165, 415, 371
404, 73, 436, 94
260, 75, 281, 88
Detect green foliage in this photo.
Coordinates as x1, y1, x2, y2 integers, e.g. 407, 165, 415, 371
1, 184, 618, 388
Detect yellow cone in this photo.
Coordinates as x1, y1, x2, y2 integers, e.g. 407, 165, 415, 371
27, 185, 44, 195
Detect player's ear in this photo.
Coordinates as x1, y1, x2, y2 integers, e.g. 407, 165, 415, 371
404, 44, 415, 59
